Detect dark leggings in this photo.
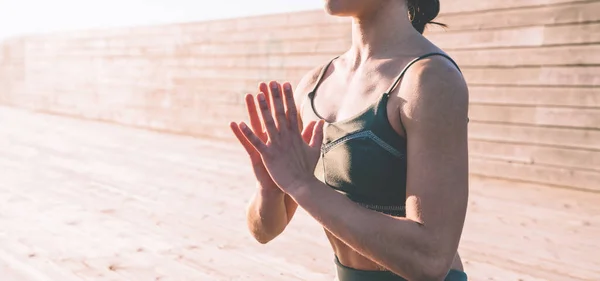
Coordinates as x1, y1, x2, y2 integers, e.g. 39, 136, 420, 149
334, 256, 468, 281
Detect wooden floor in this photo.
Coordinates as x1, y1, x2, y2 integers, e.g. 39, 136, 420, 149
0, 106, 598, 281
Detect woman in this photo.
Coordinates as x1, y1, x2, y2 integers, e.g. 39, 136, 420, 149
229, 0, 469, 280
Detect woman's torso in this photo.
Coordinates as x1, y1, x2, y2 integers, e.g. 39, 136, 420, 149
299, 52, 465, 273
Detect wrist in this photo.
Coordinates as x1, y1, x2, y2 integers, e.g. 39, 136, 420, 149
286, 175, 319, 201
257, 182, 285, 198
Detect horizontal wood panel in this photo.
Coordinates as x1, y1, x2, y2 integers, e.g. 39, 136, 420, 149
441, 0, 581, 14
189, 39, 348, 56
37, 64, 600, 89
469, 140, 600, 172
22, 36, 350, 58
117, 54, 335, 70
469, 157, 600, 192
469, 122, 600, 150
435, 1, 600, 32
462, 66, 600, 86
428, 22, 600, 49
469, 86, 600, 108
468, 104, 600, 129
21, 54, 334, 75
29, 43, 600, 69
41, 67, 312, 86
23, 23, 352, 49
449, 44, 600, 67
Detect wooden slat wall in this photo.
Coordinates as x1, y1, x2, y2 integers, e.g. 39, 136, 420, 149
0, 1, 598, 192
431, 0, 600, 192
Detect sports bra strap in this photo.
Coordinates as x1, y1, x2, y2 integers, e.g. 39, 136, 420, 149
385, 52, 461, 94
310, 56, 339, 94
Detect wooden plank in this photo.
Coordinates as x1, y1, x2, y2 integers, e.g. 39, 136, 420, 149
434, 1, 600, 32
25, 36, 350, 58
42, 64, 600, 89
45, 42, 597, 68
469, 139, 600, 172
188, 39, 348, 56
469, 157, 600, 192
468, 104, 600, 129
441, 0, 581, 14
158, 54, 336, 69
469, 86, 600, 108
19, 24, 351, 56
105, 23, 353, 46
462, 66, 600, 87
449, 44, 600, 67
427, 22, 600, 49
468, 122, 600, 150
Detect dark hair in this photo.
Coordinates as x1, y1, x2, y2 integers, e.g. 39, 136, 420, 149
406, 0, 446, 34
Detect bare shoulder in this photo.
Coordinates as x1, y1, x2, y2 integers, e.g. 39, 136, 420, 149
396, 54, 469, 130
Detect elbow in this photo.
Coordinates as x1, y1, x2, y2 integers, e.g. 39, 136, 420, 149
253, 233, 274, 244
246, 223, 279, 245
246, 214, 282, 245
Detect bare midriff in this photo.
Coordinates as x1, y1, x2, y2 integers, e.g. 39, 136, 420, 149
325, 230, 465, 272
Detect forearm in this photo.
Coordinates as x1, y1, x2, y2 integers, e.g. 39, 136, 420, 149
246, 184, 296, 243
289, 178, 449, 280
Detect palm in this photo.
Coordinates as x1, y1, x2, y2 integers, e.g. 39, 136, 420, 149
231, 81, 324, 193
231, 83, 290, 190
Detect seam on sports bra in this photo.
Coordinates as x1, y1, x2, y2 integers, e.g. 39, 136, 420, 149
357, 203, 406, 211
322, 130, 403, 158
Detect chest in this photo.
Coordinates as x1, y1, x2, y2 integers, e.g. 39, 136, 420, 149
307, 74, 394, 124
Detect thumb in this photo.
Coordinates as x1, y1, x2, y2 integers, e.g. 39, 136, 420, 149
301, 120, 317, 143
309, 120, 325, 149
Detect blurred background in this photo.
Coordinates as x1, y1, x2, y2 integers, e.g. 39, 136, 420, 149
0, 0, 598, 280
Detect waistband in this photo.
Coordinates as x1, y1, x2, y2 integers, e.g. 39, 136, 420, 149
334, 256, 468, 281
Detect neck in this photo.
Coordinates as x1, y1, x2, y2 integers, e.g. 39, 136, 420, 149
347, 2, 418, 67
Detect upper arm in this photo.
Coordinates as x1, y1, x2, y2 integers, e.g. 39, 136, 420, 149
397, 57, 469, 258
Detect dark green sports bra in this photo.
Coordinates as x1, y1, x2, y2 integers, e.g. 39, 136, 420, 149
305, 53, 462, 217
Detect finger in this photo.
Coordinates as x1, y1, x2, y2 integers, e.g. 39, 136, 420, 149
229, 121, 261, 163
239, 122, 268, 152
283, 82, 299, 133
268, 81, 287, 130
245, 94, 264, 136
256, 93, 279, 140
259, 82, 270, 106
258, 82, 271, 129
310, 120, 326, 148
301, 120, 317, 144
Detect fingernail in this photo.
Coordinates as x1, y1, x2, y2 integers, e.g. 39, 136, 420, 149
257, 94, 265, 101
284, 83, 291, 91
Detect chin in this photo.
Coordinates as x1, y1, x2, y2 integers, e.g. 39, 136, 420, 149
322, 0, 359, 16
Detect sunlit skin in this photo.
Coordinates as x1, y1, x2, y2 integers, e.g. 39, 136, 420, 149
229, 0, 469, 280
